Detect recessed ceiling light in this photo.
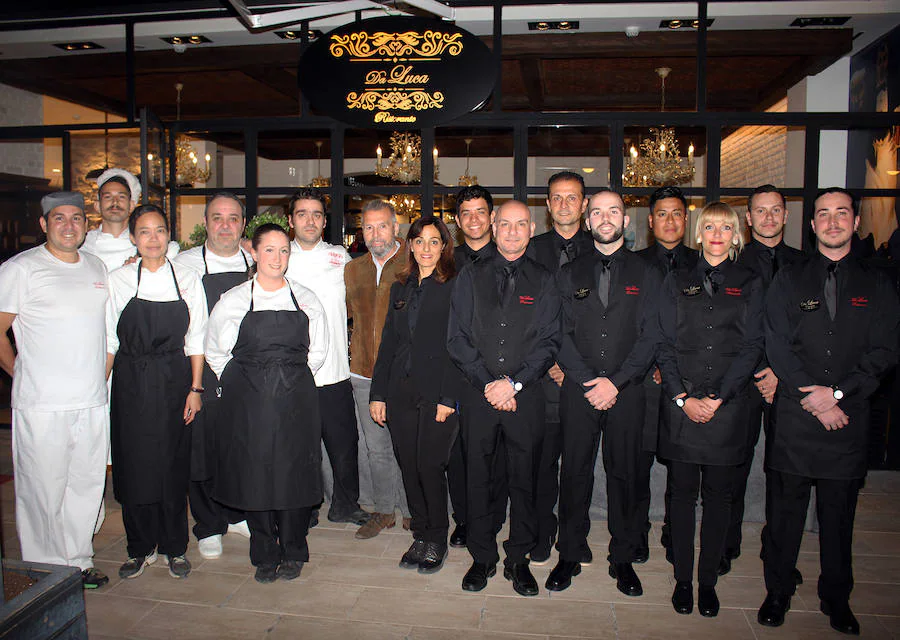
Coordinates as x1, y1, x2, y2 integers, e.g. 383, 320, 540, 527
275, 30, 322, 41
790, 16, 850, 27
528, 21, 580, 32
659, 19, 714, 29
53, 42, 104, 51
160, 35, 212, 45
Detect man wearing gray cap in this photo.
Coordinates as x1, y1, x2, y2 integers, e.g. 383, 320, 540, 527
0, 192, 111, 588
82, 168, 179, 269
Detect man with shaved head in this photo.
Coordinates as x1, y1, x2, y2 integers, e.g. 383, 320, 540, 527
448, 200, 561, 597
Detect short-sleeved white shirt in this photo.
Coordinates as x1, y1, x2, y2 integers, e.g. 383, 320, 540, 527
0, 245, 109, 411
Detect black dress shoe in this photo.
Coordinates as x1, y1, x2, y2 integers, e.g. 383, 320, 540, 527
399, 539, 427, 569
608, 562, 643, 597
418, 542, 448, 574
698, 585, 720, 617
757, 592, 791, 627
672, 581, 693, 614
793, 568, 803, 586
462, 562, 496, 592
276, 559, 304, 581
821, 600, 860, 635
449, 524, 467, 548
633, 546, 649, 564
724, 546, 741, 561
545, 560, 581, 592
327, 507, 371, 526
717, 556, 732, 576
504, 562, 539, 597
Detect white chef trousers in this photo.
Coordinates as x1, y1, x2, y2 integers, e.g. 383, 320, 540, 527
12, 406, 109, 570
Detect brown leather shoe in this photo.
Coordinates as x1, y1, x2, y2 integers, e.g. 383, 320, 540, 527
355, 512, 396, 539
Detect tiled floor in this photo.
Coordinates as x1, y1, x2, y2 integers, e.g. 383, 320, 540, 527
1, 429, 899, 639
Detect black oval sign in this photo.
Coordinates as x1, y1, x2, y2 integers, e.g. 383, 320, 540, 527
298, 16, 496, 129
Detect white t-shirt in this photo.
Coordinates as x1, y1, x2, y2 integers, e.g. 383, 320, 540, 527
106, 260, 208, 357
0, 245, 109, 411
205, 276, 329, 380
285, 239, 351, 386
82, 226, 180, 271
174, 243, 253, 279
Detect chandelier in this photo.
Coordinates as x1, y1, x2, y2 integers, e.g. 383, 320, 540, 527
458, 138, 478, 186
173, 83, 211, 186
623, 68, 695, 188
310, 140, 330, 187
389, 194, 420, 220
375, 132, 438, 184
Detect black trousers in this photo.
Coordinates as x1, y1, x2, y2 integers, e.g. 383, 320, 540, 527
189, 479, 245, 540
246, 506, 312, 567
387, 387, 459, 543
668, 460, 736, 587
726, 391, 770, 554
123, 498, 189, 559
533, 418, 561, 555
635, 379, 671, 553
764, 470, 861, 603
558, 379, 644, 563
449, 413, 509, 532
462, 385, 544, 566
319, 379, 362, 516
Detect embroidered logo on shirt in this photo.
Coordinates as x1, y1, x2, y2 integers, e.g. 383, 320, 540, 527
682, 285, 701, 297
574, 288, 590, 300
93, 281, 106, 289
625, 285, 640, 296
519, 295, 535, 305
328, 251, 345, 267
851, 296, 868, 308
393, 300, 407, 310
799, 299, 820, 311
725, 287, 742, 297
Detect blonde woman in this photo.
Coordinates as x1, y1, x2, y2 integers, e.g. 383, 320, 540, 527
656, 202, 764, 617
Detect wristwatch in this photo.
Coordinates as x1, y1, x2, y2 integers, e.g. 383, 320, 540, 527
506, 376, 523, 393
832, 387, 844, 401
674, 396, 686, 408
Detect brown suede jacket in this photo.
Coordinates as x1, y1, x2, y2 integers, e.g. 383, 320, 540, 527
344, 241, 407, 378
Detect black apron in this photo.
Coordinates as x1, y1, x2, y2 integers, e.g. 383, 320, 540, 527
111, 261, 191, 505
213, 280, 323, 511
190, 246, 250, 481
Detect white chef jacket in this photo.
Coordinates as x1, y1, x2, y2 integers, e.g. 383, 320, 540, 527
106, 260, 208, 357
0, 245, 109, 411
82, 226, 180, 271
205, 276, 329, 380
285, 239, 351, 386
174, 243, 253, 281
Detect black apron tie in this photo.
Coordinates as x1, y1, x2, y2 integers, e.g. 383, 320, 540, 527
703, 267, 721, 297
499, 264, 516, 308
825, 262, 838, 321
559, 239, 576, 266
597, 257, 611, 307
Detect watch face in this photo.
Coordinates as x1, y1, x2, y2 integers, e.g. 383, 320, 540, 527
675, 398, 685, 407
514, 382, 523, 391
833, 389, 844, 400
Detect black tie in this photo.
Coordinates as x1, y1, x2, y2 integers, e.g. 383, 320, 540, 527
703, 267, 720, 297
500, 264, 516, 308
597, 257, 611, 307
665, 250, 677, 273
760, 247, 778, 283
825, 262, 838, 321
559, 239, 576, 266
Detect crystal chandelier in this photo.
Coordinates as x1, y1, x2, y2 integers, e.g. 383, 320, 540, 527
623, 68, 695, 188
389, 194, 420, 220
173, 83, 211, 186
310, 140, 330, 188
375, 132, 438, 184
458, 138, 478, 186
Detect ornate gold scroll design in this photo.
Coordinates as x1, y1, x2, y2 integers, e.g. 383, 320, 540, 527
346, 90, 445, 112
330, 31, 463, 60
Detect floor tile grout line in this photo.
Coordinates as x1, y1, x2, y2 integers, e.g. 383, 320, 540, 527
742, 607, 762, 640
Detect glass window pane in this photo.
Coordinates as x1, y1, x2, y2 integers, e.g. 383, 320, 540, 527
623, 125, 704, 189
257, 130, 331, 189
437, 127, 513, 188
721, 121, 805, 189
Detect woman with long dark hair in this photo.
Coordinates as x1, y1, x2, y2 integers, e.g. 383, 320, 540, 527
657, 202, 764, 617
369, 217, 460, 573
205, 223, 329, 583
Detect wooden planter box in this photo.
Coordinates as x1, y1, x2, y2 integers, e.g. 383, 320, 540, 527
0, 559, 87, 640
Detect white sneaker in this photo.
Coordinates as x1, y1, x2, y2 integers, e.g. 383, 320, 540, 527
227, 520, 251, 538
197, 534, 223, 559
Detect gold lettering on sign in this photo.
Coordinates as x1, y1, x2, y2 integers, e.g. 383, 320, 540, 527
330, 30, 464, 61
375, 112, 417, 123
365, 70, 387, 85
389, 65, 429, 85
347, 90, 445, 112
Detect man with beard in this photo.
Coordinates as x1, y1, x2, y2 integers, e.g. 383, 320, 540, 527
82, 168, 179, 269
345, 200, 410, 538
548, 189, 661, 595
722, 185, 804, 574
175, 192, 254, 558
634, 185, 699, 563
526, 171, 593, 564
286, 188, 370, 529
759, 188, 899, 634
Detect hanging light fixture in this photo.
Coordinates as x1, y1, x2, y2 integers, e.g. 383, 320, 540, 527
173, 82, 211, 187
375, 132, 439, 184
458, 138, 478, 186
623, 67, 695, 187
310, 140, 330, 187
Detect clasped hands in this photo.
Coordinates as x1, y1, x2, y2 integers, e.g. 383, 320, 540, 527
798, 384, 848, 431
678, 394, 722, 424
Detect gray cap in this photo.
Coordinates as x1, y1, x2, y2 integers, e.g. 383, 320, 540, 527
41, 191, 85, 216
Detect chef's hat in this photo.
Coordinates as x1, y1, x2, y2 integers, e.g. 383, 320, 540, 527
96, 168, 142, 204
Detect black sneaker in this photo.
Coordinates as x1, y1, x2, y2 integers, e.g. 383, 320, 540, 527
81, 568, 109, 589
276, 560, 304, 581
118, 549, 158, 579
167, 554, 191, 579
255, 564, 277, 584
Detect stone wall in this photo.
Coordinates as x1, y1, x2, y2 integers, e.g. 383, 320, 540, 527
720, 98, 788, 189
69, 131, 141, 205
0, 83, 44, 178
